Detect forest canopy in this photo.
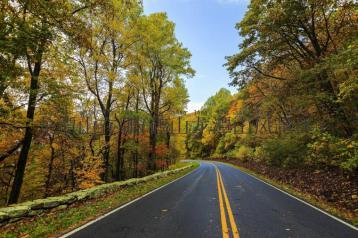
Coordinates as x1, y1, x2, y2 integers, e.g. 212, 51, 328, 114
187, 0, 357, 173
0, 0, 194, 205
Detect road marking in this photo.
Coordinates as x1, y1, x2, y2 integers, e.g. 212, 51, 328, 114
60, 164, 200, 238
217, 168, 240, 238
216, 161, 358, 231
216, 168, 230, 238
215, 164, 241, 238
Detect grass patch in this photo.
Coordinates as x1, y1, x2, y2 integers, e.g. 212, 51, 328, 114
0, 162, 199, 238
218, 160, 358, 227
168, 161, 190, 169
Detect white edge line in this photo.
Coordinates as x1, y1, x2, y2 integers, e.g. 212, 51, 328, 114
217, 161, 358, 231
60, 164, 200, 238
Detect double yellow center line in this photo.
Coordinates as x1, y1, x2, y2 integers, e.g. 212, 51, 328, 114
215, 165, 240, 238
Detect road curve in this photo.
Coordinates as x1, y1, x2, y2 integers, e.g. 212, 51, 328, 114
64, 161, 358, 238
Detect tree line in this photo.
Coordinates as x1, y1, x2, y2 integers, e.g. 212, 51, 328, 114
0, 0, 194, 205
187, 0, 357, 173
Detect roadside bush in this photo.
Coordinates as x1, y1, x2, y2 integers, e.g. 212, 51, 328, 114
215, 132, 238, 155
227, 145, 254, 162
262, 132, 309, 168
236, 133, 261, 148
307, 128, 358, 172
253, 146, 265, 162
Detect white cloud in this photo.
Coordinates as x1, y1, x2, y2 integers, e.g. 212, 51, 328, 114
187, 101, 204, 113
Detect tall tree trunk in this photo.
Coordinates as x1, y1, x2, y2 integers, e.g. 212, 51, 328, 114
44, 133, 55, 197
120, 138, 126, 178
115, 121, 125, 181
134, 93, 140, 177
69, 160, 76, 191
102, 76, 114, 182
148, 113, 158, 172
7, 54, 42, 205
165, 122, 171, 168
115, 92, 131, 181
103, 114, 111, 182
147, 85, 161, 172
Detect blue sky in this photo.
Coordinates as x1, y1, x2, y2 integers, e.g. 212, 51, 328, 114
143, 0, 249, 112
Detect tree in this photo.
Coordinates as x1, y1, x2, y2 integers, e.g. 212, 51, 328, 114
113, 83, 134, 180
6, 0, 90, 204
226, 0, 357, 136
200, 89, 232, 156
76, 0, 142, 181
133, 13, 194, 171
0, 1, 22, 101
0, 0, 194, 205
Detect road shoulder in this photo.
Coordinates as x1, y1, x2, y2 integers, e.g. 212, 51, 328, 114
0, 163, 199, 238
212, 159, 358, 229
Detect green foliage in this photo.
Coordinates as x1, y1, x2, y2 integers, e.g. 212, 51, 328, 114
226, 0, 357, 137
253, 146, 265, 162
227, 145, 253, 162
192, 0, 358, 175
236, 133, 261, 148
201, 88, 232, 120
215, 132, 238, 155
0, 0, 193, 205
307, 128, 358, 171
186, 88, 233, 158
261, 133, 309, 168
168, 7, 358, 212
162, 77, 189, 114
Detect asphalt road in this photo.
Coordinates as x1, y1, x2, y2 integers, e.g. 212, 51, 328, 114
64, 161, 358, 238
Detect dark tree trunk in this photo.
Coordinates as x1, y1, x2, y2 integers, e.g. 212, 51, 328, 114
7, 57, 42, 205
44, 134, 55, 197
70, 160, 76, 191
133, 94, 140, 177
103, 114, 111, 182
165, 125, 171, 168
147, 87, 161, 172
115, 92, 131, 181
133, 151, 138, 178
148, 114, 158, 172
115, 122, 125, 181
120, 138, 126, 178
101, 76, 114, 182
116, 126, 122, 180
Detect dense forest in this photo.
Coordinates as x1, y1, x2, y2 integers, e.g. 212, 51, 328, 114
186, 0, 357, 211
0, 0, 357, 213
0, 0, 194, 206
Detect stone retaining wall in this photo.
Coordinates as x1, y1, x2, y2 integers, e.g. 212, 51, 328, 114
0, 164, 194, 226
